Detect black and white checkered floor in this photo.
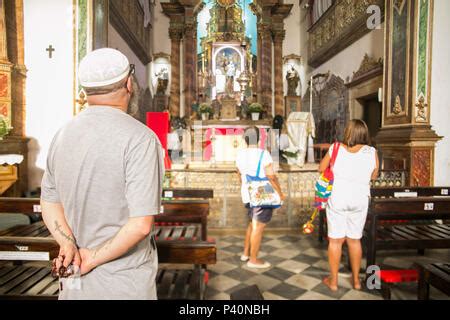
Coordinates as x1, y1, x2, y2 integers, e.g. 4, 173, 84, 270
202, 232, 450, 300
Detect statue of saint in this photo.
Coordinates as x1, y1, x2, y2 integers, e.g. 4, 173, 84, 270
225, 60, 236, 96
286, 66, 301, 96
155, 68, 169, 96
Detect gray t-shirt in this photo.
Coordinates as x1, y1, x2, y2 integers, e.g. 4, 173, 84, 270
41, 106, 164, 300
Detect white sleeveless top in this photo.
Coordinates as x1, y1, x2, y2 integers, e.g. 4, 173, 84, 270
329, 143, 377, 199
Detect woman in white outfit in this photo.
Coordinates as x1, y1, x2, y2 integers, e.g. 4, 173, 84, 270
319, 120, 379, 291
236, 127, 285, 269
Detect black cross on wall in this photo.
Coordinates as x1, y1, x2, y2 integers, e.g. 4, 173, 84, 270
46, 45, 55, 59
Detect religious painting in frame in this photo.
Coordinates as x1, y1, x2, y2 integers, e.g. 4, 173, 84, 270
385, 0, 411, 123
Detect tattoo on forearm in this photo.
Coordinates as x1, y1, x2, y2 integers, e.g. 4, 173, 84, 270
54, 221, 77, 246
92, 238, 114, 261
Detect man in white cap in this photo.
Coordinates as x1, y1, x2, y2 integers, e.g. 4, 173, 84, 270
40, 48, 164, 300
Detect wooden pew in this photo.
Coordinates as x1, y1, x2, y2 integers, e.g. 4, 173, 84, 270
318, 187, 450, 243
365, 197, 450, 267
0, 193, 216, 263
0, 265, 208, 300
416, 262, 450, 300
0, 189, 216, 300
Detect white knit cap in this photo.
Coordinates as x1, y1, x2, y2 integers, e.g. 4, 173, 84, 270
79, 48, 130, 88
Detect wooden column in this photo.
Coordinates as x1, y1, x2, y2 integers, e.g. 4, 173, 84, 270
5, 0, 26, 137
1, 0, 28, 196
0, 0, 7, 61
258, 22, 272, 109
169, 27, 183, 118
183, 10, 196, 117
272, 30, 285, 117
375, 0, 439, 186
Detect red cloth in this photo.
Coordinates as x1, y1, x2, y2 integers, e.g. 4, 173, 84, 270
376, 270, 418, 283
146, 112, 171, 169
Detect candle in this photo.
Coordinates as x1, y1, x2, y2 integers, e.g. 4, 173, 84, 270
310, 76, 313, 113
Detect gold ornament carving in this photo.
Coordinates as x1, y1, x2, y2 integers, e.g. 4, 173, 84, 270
352, 54, 383, 80
393, 95, 403, 115
308, 0, 384, 67
415, 95, 428, 122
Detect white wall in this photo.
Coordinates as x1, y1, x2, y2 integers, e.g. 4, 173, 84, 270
153, 1, 170, 55
284, 0, 301, 56
431, 0, 450, 185
24, 0, 75, 190
108, 23, 148, 89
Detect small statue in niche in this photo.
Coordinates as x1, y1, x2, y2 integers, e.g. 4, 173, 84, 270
155, 68, 169, 96
286, 66, 301, 96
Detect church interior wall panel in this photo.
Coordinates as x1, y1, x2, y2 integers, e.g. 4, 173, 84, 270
430, 0, 450, 185
23, 0, 76, 190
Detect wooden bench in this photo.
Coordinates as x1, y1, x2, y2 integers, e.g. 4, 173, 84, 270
0, 265, 58, 300
0, 198, 216, 265
0, 189, 217, 299
416, 262, 450, 300
366, 197, 450, 268
318, 187, 450, 243
0, 264, 210, 300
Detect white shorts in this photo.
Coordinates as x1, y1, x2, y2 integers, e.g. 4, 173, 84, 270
326, 196, 369, 240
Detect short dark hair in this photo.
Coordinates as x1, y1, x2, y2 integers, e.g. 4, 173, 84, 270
244, 126, 260, 146
83, 77, 129, 96
343, 119, 371, 147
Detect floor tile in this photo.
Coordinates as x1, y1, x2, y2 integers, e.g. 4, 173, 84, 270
208, 275, 240, 292
263, 267, 296, 281
297, 291, 336, 300
269, 282, 307, 299
244, 274, 282, 292
340, 289, 382, 300
262, 291, 287, 300
224, 268, 258, 282
285, 274, 322, 290
262, 254, 285, 265
311, 282, 351, 299
291, 254, 321, 265
277, 260, 310, 274
209, 261, 238, 274
222, 245, 244, 254
264, 239, 289, 249
271, 248, 301, 259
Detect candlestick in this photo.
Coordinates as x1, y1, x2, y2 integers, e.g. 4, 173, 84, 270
310, 76, 313, 113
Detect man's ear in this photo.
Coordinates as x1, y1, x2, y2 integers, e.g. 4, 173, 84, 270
127, 77, 133, 94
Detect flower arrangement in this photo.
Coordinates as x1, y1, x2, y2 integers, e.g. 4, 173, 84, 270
0, 115, 12, 141
248, 103, 263, 114
248, 103, 263, 121
199, 103, 213, 114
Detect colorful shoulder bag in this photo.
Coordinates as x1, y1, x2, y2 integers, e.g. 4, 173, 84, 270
303, 142, 340, 234
246, 150, 282, 209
